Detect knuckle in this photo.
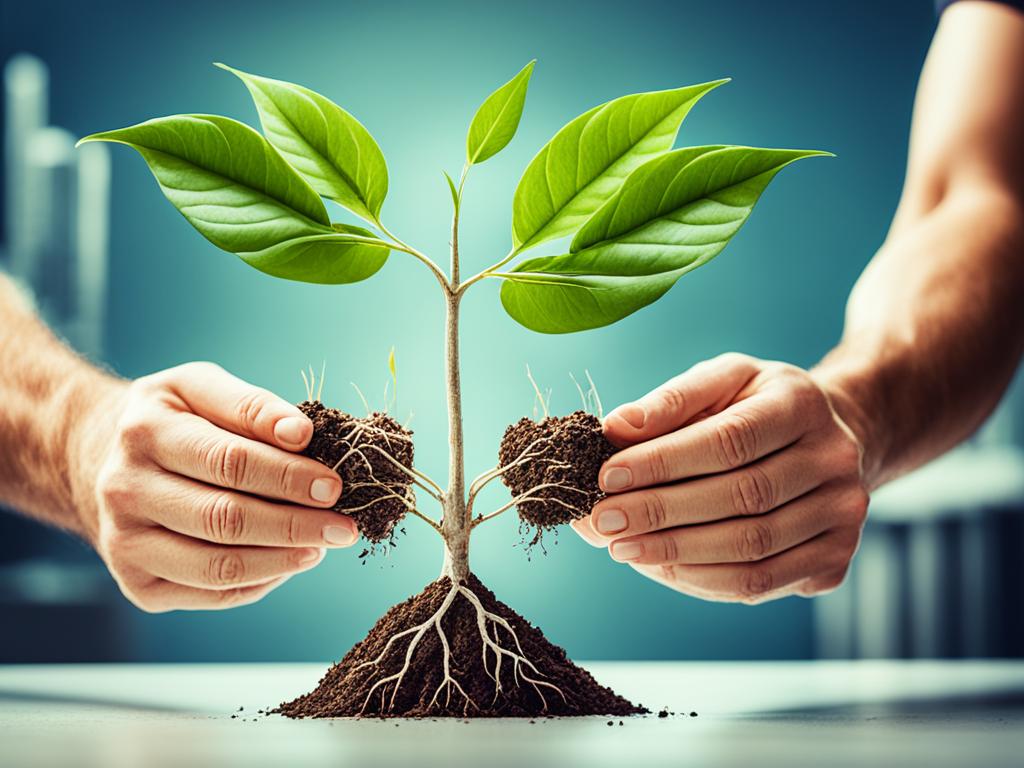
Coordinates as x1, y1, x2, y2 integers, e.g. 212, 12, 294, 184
657, 385, 688, 417
205, 551, 246, 587
641, 445, 673, 485
95, 467, 134, 510
278, 459, 304, 497
284, 513, 303, 546
117, 412, 157, 456
732, 464, 776, 516
716, 352, 754, 370
737, 520, 775, 561
201, 494, 247, 543
832, 436, 862, 476
234, 389, 274, 433
205, 440, 249, 489
714, 413, 759, 469
739, 566, 774, 603
640, 492, 668, 531
845, 485, 870, 524
657, 533, 680, 564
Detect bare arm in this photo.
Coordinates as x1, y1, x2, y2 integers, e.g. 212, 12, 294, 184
0, 274, 358, 611
0, 277, 122, 537
815, 0, 1024, 488
573, 2, 1024, 602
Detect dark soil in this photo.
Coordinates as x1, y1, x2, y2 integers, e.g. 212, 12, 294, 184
299, 401, 414, 544
498, 411, 616, 534
275, 574, 646, 719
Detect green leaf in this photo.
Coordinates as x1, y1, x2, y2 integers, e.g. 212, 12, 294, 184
78, 114, 390, 284
466, 60, 535, 165
216, 62, 388, 224
511, 79, 728, 253
242, 223, 390, 284
499, 145, 830, 333
443, 170, 461, 214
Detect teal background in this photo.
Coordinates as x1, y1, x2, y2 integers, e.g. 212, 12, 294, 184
2, 0, 937, 661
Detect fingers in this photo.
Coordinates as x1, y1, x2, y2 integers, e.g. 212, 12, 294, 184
603, 354, 759, 447
148, 411, 342, 506
133, 576, 293, 613
599, 389, 811, 492
158, 362, 313, 451
131, 528, 325, 590
631, 529, 854, 604
589, 439, 825, 536
141, 473, 358, 548
606, 488, 841, 566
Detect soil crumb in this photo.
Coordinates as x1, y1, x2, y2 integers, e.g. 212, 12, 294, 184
299, 401, 414, 544
275, 574, 645, 718
498, 411, 616, 534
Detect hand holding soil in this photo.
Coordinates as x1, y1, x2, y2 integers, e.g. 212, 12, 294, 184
573, 353, 870, 603
84, 362, 358, 612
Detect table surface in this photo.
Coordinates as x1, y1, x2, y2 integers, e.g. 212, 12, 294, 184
1, 661, 1022, 768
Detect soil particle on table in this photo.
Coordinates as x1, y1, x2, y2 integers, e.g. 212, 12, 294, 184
275, 574, 646, 719
299, 401, 414, 544
498, 411, 616, 536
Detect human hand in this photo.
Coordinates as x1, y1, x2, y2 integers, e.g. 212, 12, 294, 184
81, 362, 357, 612
572, 353, 869, 603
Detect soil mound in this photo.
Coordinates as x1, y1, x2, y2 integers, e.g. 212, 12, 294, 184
498, 411, 616, 531
275, 574, 645, 718
299, 401, 414, 543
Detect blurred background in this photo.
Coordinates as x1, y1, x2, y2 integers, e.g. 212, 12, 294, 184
1, 0, 1021, 664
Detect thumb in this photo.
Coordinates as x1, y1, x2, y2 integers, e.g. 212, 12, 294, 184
603, 353, 759, 447
159, 362, 313, 451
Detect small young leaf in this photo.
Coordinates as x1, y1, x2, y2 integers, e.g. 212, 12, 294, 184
216, 63, 388, 224
511, 80, 728, 253
443, 170, 461, 213
466, 60, 535, 165
78, 115, 390, 284
499, 145, 830, 333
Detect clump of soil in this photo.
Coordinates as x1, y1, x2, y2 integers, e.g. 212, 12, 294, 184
498, 411, 616, 533
275, 574, 645, 718
299, 401, 414, 544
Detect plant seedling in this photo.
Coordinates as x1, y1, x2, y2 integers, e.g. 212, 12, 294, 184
79, 60, 828, 718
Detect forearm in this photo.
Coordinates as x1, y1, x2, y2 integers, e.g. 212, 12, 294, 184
0, 275, 125, 540
813, 187, 1024, 489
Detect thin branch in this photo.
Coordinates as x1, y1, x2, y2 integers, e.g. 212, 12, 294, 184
375, 220, 451, 292
457, 245, 519, 296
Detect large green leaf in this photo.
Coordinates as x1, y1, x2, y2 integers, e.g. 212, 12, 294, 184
216, 63, 388, 224
466, 60, 535, 165
510, 79, 728, 253
499, 146, 830, 333
241, 223, 389, 284
78, 114, 390, 284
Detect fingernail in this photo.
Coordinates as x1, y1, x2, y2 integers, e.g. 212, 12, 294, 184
297, 548, 322, 564
595, 508, 628, 534
323, 524, 357, 547
610, 541, 643, 562
602, 467, 633, 492
612, 403, 646, 429
275, 416, 310, 446
310, 477, 340, 503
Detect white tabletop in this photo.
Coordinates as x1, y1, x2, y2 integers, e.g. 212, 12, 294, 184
1, 661, 1022, 768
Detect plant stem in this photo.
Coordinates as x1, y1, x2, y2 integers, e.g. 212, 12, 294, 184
440, 166, 471, 582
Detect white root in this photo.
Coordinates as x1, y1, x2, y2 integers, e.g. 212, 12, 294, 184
472, 481, 589, 528
355, 583, 567, 716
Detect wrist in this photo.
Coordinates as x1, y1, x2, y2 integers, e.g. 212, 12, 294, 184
811, 352, 888, 491
57, 368, 128, 544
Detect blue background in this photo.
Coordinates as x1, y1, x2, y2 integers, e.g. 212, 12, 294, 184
2, 0, 937, 661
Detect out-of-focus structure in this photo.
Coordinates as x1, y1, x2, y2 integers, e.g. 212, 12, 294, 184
0, 53, 126, 661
